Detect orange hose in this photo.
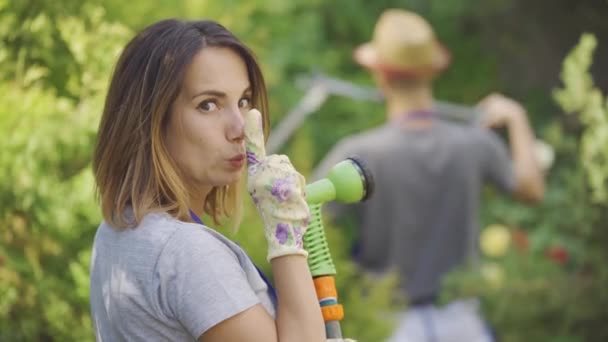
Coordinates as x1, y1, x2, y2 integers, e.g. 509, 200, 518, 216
313, 276, 344, 321
314, 276, 338, 299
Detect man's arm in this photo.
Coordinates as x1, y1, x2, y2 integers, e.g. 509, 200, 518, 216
477, 93, 545, 203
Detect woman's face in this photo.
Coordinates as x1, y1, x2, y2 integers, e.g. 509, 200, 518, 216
166, 47, 252, 195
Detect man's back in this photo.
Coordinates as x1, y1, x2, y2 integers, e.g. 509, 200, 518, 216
314, 116, 514, 301
328, 8, 543, 340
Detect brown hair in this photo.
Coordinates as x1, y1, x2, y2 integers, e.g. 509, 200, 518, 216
93, 19, 269, 228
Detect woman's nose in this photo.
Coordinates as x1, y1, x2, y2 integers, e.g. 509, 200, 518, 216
226, 108, 245, 142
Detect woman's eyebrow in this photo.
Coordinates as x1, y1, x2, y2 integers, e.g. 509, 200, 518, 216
192, 86, 251, 100
192, 90, 225, 100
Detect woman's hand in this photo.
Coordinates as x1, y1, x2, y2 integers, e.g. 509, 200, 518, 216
245, 109, 310, 261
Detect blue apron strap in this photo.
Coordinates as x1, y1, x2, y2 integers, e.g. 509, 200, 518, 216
252, 263, 278, 305
189, 209, 204, 225
189, 209, 278, 303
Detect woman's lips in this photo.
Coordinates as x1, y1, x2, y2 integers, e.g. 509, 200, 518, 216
228, 154, 245, 169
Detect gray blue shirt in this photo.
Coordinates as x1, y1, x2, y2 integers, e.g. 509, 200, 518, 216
313, 115, 514, 302
89, 212, 276, 341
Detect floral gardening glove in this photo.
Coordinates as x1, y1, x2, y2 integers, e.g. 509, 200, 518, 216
245, 109, 310, 261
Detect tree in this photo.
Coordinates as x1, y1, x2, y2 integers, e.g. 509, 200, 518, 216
0, 4, 131, 340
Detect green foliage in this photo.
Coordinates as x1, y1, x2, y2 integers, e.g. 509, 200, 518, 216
0, 81, 98, 341
442, 33, 608, 342
0, 3, 130, 340
554, 34, 608, 204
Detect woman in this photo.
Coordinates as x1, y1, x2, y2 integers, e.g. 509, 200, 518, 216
90, 19, 326, 341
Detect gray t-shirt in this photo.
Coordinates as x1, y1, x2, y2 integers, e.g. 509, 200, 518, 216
313, 116, 514, 302
89, 212, 276, 341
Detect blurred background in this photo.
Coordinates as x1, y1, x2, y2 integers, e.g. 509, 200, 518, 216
1, 0, 607, 341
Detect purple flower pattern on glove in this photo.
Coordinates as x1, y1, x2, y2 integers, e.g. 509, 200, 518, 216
271, 177, 292, 202
245, 107, 309, 260
293, 226, 304, 249
246, 151, 259, 165
275, 223, 290, 244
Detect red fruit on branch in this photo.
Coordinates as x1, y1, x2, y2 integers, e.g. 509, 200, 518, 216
545, 245, 569, 265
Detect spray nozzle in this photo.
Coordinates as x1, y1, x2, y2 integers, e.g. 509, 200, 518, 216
303, 156, 374, 278
305, 156, 375, 205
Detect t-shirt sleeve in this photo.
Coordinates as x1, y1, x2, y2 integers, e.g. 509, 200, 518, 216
157, 228, 260, 339
479, 129, 516, 193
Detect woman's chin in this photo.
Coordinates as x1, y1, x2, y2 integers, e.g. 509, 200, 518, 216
219, 171, 243, 186
200, 168, 245, 188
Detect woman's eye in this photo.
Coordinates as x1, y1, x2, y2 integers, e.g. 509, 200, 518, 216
238, 97, 251, 109
198, 100, 218, 112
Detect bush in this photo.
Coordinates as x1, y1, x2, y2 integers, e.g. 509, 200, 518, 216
441, 33, 608, 342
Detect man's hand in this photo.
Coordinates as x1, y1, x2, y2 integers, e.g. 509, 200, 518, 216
477, 92, 545, 203
477, 93, 526, 129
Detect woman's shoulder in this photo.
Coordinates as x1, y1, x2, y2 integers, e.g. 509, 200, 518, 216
146, 214, 245, 266
95, 212, 240, 262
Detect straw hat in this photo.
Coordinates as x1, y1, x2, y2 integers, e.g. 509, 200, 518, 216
354, 9, 451, 78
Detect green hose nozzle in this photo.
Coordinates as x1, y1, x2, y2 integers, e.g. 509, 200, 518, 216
304, 156, 374, 277
306, 157, 374, 205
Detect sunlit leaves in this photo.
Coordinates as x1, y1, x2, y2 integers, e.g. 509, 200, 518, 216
0, 4, 128, 339
553, 33, 608, 204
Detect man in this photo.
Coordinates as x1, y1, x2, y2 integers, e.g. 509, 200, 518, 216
313, 8, 544, 341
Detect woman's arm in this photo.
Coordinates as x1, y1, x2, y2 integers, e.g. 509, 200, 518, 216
272, 255, 325, 341
201, 109, 325, 342
201, 254, 325, 341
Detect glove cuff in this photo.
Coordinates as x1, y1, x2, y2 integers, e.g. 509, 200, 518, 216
264, 220, 308, 261
267, 245, 308, 262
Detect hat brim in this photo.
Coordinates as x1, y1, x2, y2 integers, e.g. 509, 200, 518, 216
353, 41, 451, 78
